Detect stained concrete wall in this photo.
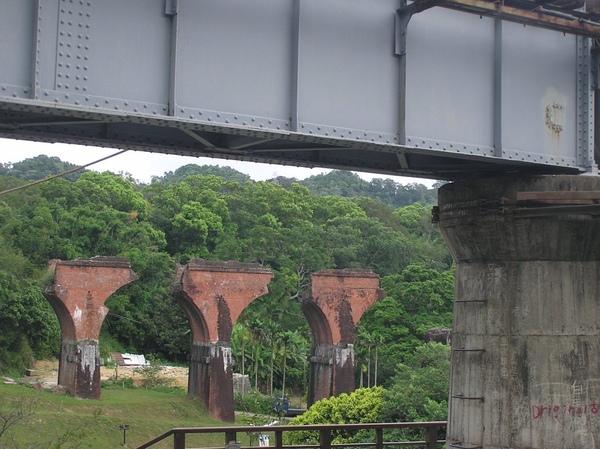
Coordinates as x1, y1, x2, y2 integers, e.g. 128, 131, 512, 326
304, 269, 384, 406
438, 175, 600, 449
43, 257, 138, 399
172, 259, 273, 422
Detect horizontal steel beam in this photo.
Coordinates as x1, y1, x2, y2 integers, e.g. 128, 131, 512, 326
423, 0, 600, 37
0, 0, 596, 180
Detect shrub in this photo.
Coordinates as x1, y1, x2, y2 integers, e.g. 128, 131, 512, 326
234, 390, 274, 415
101, 377, 135, 389
285, 387, 385, 445
134, 357, 174, 389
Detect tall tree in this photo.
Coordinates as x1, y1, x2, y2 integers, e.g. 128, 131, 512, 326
151, 164, 251, 185
382, 343, 451, 423
5, 155, 86, 182
355, 264, 454, 387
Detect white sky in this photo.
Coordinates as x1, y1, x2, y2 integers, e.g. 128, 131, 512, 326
0, 137, 436, 187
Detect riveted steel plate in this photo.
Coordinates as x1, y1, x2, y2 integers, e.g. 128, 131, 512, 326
0, 0, 594, 180
405, 8, 495, 148
501, 22, 577, 158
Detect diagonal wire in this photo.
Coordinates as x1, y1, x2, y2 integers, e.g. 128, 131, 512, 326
0, 149, 129, 196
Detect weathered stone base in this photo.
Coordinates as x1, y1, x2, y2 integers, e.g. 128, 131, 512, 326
308, 343, 355, 406
58, 339, 100, 399
189, 342, 234, 423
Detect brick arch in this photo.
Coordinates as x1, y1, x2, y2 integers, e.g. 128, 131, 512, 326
44, 292, 77, 341
42, 257, 138, 400
171, 259, 273, 423
302, 300, 333, 345
303, 269, 384, 406
171, 289, 210, 343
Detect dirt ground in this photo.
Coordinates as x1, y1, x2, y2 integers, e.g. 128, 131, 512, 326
30, 360, 189, 388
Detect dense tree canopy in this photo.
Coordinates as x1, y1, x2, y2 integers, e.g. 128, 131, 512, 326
151, 163, 252, 185
1, 155, 85, 182
382, 343, 451, 423
279, 170, 438, 208
0, 158, 454, 407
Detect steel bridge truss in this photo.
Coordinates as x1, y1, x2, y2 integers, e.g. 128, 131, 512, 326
1, 0, 600, 180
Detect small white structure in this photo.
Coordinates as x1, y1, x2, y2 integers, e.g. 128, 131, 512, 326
111, 353, 148, 366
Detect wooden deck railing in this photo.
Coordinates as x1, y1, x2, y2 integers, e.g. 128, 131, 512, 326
136, 421, 447, 449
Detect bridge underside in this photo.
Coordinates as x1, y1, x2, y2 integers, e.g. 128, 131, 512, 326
1, 0, 598, 181
0, 103, 577, 181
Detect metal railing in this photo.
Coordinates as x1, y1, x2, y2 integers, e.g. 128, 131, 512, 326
136, 421, 447, 449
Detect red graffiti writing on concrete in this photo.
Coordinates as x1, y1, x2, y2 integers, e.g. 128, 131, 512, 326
532, 403, 599, 419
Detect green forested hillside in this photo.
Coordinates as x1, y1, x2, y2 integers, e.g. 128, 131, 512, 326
1, 155, 87, 182
297, 170, 440, 208
0, 156, 453, 411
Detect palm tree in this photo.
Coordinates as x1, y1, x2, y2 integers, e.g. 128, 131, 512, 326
277, 335, 288, 399
231, 323, 249, 395
237, 324, 252, 396
248, 317, 269, 392
276, 330, 310, 398
355, 328, 374, 387
373, 334, 384, 387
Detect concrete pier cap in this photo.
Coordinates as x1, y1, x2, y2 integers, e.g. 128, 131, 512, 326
43, 257, 138, 399
438, 175, 600, 449
303, 269, 385, 406
172, 259, 273, 423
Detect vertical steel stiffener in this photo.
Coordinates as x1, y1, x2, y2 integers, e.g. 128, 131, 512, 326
0, 0, 598, 179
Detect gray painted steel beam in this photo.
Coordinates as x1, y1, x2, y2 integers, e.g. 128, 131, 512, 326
0, 0, 597, 180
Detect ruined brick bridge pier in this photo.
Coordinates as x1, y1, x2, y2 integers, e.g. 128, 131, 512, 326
43, 258, 383, 423
303, 270, 385, 406
43, 257, 138, 399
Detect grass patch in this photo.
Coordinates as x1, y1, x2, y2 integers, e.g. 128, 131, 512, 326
0, 382, 250, 448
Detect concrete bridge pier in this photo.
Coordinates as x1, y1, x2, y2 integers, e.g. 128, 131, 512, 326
438, 175, 600, 449
303, 270, 384, 406
172, 259, 273, 422
43, 257, 138, 399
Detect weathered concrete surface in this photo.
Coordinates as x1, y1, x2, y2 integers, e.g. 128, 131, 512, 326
172, 259, 273, 422
438, 175, 600, 449
303, 269, 384, 406
43, 257, 138, 399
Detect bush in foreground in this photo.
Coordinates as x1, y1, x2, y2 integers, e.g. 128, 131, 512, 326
284, 387, 385, 445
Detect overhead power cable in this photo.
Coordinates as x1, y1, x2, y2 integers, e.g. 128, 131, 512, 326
0, 149, 129, 196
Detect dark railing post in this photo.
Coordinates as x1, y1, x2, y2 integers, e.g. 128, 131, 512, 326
225, 431, 237, 446
425, 426, 438, 449
174, 431, 185, 449
136, 421, 448, 449
319, 428, 331, 449
275, 431, 283, 449
375, 428, 384, 449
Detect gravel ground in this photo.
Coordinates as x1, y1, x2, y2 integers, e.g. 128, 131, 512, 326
29, 360, 189, 388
